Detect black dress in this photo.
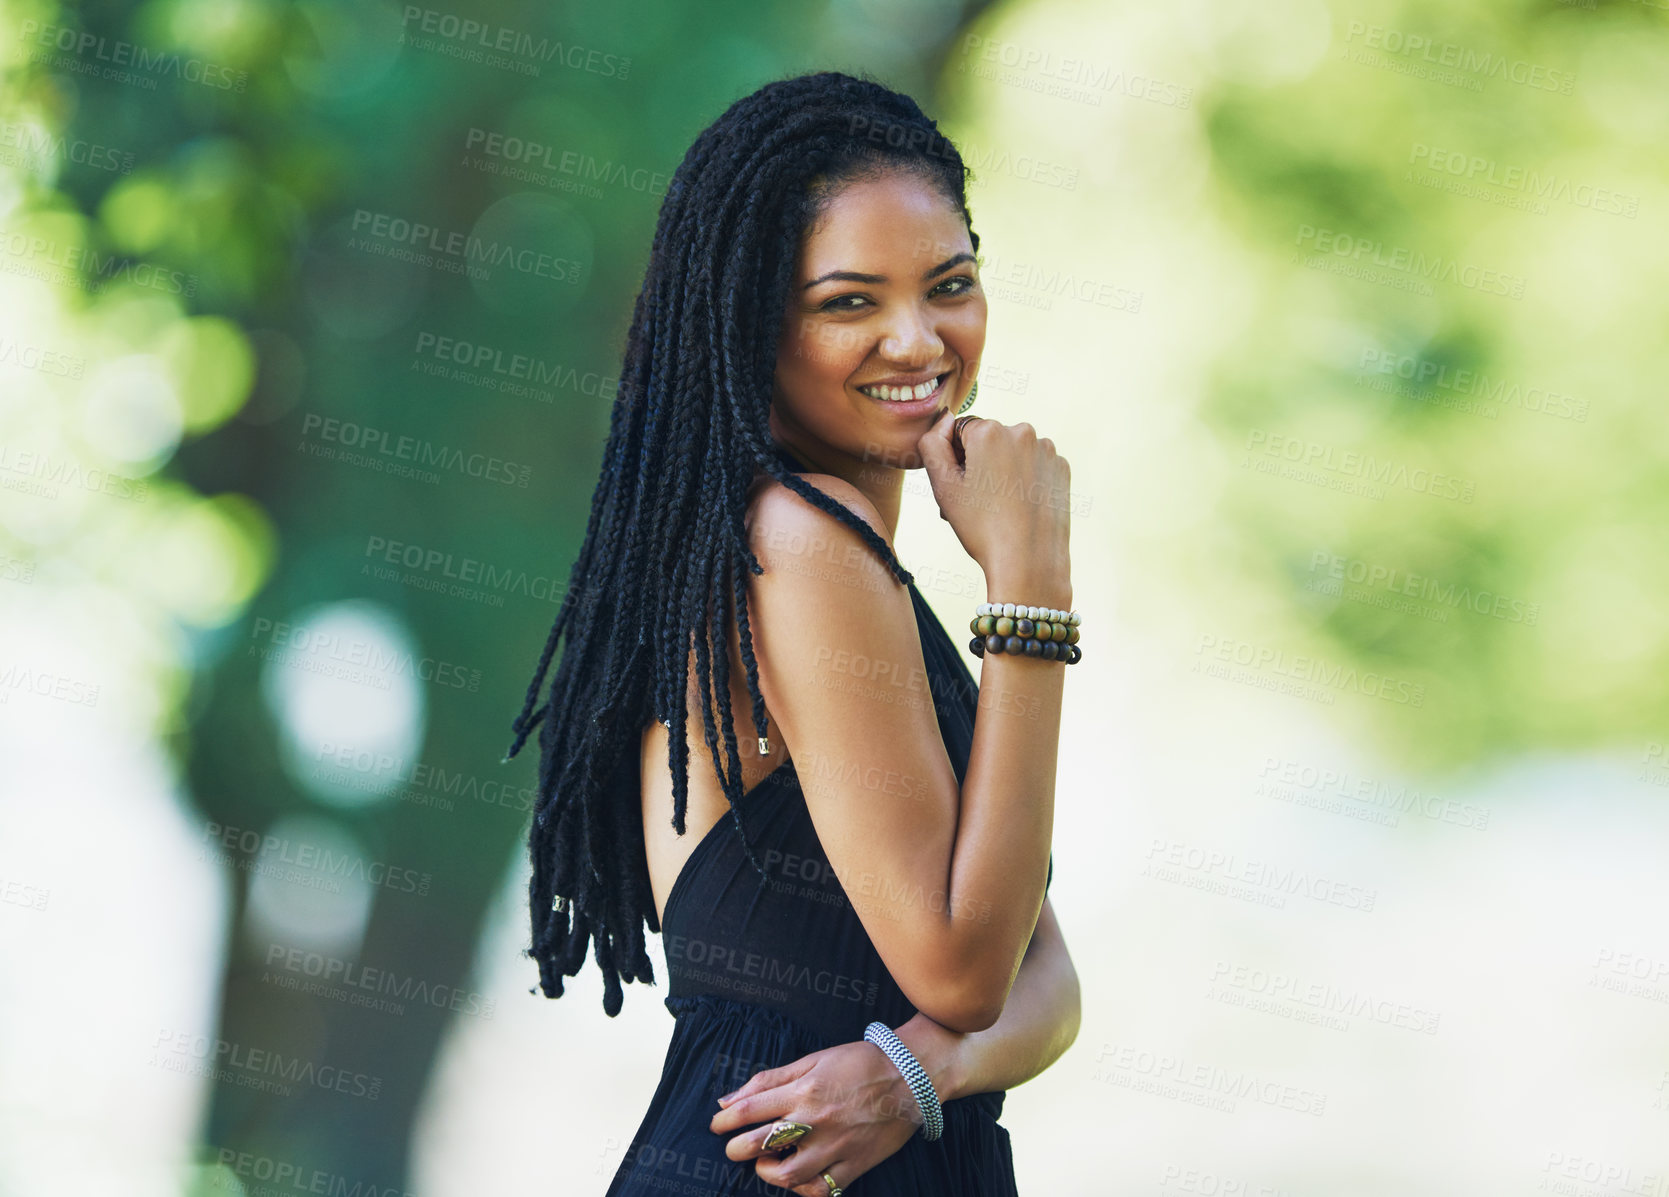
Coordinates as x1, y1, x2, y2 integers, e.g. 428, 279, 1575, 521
605, 442, 1052, 1196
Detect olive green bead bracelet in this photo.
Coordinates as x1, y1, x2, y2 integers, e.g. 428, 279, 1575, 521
967, 602, 1082, 664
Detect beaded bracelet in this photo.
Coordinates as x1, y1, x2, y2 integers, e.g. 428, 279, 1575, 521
970, 633, 1082, 663
968, 602, 1082, 664
979, 603, 1080, 626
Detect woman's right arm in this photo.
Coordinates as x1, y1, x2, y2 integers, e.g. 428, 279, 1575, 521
745, 418, 1070, 1033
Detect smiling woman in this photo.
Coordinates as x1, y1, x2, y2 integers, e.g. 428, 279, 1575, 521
504, 71, 1080, 1197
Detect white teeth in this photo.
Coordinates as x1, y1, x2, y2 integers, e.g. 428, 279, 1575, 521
860, 375, 943, 402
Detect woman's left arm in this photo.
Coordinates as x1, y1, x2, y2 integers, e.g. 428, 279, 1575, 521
894, 893, 1081, 1102
710, 897, 1079, 1194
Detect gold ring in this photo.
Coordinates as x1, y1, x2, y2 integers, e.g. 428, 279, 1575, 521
821, 1171, 843, 1197
762, 1119, 812, 1152
951, 414, 980, 467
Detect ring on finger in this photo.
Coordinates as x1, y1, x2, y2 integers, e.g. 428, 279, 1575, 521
762, 1119, 812, 1153
950, 414, 980, 466
821, 1170, 843, 1196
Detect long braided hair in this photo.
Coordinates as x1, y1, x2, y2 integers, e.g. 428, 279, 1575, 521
502, 71, 980, 1016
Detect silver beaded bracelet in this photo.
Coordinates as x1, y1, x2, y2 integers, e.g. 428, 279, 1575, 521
864, 1021, 944, 1141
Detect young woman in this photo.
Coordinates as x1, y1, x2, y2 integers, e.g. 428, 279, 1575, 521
504, 71, 1081, 1196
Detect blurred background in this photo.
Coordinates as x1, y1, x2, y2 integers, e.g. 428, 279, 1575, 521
2, 0, 1666, 1193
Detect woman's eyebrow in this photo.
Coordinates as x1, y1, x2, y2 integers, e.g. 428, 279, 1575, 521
801, 251, 977, 290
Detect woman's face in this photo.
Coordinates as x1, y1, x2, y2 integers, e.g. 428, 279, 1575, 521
772, 169, 986, 473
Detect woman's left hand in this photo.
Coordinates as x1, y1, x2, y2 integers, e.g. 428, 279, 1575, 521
709, 1039, 925, 1195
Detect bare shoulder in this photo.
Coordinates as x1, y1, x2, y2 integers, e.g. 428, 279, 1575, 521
747, 470, 901, 594
746, 470, 890, 552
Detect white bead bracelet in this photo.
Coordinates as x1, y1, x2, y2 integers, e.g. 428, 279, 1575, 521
976, 602, 1079, 625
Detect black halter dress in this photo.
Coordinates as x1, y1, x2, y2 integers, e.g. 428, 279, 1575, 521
605, 442, 1053, 1196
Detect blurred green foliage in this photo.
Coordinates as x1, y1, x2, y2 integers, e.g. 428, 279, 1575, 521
1192, 2, 1668, 770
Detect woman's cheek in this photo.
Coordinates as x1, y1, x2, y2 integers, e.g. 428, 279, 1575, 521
787, 323, 839, 377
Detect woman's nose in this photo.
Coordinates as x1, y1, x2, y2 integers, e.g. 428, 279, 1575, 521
877, 305, 943, 365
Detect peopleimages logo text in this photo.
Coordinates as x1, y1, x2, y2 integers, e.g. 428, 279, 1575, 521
1295, 225, 1525, 298
1342, 23, 1575, 93
298, 413, 531, 488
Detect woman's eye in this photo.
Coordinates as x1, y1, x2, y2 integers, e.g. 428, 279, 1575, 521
816, 277, 974, 312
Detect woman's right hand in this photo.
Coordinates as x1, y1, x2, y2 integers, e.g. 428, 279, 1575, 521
917, 409, 1073, 595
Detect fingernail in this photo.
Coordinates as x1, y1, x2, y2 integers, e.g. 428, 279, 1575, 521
717, 1091, 736, 1105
